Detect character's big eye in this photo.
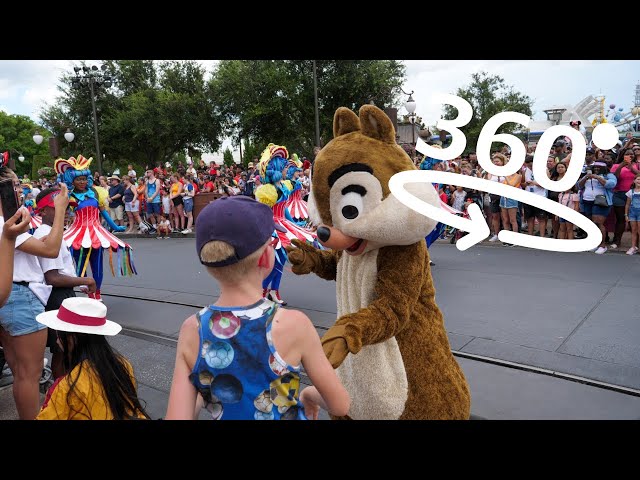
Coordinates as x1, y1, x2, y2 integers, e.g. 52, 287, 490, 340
339, 192, 364, 221
342, 205, 358, 219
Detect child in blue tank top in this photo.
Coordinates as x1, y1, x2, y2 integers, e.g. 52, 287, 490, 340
165, 196, 350, 420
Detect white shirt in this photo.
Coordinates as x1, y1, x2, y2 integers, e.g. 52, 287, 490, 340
33, 223, 77, 278
0, 216, 45, 283
524, 168, 547, 197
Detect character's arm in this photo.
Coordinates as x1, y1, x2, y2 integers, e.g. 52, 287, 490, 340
285, 239, 340, 281
101, 209, 126, 232
321, 242, 427, 368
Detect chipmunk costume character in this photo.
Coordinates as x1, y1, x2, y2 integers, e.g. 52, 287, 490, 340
287, 106, 470, 419
55, 155, 134, 301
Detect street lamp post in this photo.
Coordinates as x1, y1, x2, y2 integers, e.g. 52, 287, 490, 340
71, 64, 112, 175
401, 88, 417, 151
313, 60, 321, 148
33, 128, 75, 157
5, 150, 25, 171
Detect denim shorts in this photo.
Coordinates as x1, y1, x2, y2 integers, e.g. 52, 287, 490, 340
125, 200, 139, 212
582, 200, 611, 218
629, 207, 640, 222
147, 202, 162, 215
0, 283, 46, 336
499, 197, 518, 209
183, 198, 194, 213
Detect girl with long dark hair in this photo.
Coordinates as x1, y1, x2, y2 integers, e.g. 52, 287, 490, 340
35, 297, 149, 420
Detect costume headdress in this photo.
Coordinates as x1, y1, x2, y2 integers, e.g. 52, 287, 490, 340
55, 155, 94, 189
258, 144, 289, 185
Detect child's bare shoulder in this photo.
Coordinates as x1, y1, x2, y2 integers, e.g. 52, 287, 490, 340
274, 308, 314, 335
178, 314, 199, 341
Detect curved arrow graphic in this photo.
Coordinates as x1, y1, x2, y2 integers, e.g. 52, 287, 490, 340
388, 171, 602, 252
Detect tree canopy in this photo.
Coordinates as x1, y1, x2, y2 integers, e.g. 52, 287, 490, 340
0, 111, 51, 179
444, 71, 533, 153
34, 60, 407, 171
40, 60, 221, 173
209, 60, 406, 157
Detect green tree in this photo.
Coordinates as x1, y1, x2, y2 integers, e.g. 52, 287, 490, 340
209, 60, 406, 158
240, 139, 260, 168
444, 71, 533, 153
0, 111, 52, 178
40, 60, 222, 172
223, 147, 235, 167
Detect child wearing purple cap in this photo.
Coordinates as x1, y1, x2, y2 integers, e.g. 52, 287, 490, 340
166, 196, 350, 420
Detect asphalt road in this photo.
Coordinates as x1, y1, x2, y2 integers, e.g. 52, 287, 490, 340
2, 238, 639, 419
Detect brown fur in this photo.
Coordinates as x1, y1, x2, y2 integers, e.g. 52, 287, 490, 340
288, 105, 471, 419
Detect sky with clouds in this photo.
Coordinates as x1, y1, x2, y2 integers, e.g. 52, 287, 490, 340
1, 60, 638, 156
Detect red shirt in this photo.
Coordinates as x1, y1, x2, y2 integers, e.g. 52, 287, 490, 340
205, 181, 215, 192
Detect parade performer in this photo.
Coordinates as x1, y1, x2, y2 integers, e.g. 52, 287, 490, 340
256, 144, 316, 248
283, 156, 309, 224
286, 105, 470, 419
254, 145, 317, 306
54, 155, 133, 302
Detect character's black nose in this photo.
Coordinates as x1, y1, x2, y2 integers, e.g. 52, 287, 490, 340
317, 226, 331, 242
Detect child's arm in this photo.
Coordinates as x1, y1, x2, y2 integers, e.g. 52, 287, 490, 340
625, 195, 631, 221
166, 315, 199, 420
292, 311, 350, 418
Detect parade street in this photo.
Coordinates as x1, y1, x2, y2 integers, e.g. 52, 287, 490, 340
2, 238, 640, 419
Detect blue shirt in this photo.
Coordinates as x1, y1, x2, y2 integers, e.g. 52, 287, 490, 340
190, 298, 306, 420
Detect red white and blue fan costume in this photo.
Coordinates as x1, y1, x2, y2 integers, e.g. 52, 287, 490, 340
55, 155, 134, 300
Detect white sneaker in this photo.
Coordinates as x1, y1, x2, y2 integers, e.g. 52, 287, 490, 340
610, 243, 618, 250
181, 229, 192, 234
594, 246, 607, 255
626, 247, 638, 255
489, 235, 499, 242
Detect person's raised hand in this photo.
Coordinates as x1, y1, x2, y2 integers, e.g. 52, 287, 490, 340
2, 207, 31, 240
54, 184, 69, 210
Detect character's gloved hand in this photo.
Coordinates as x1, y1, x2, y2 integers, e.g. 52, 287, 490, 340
285, 239, 319, 275
321, 325, 349, 369
100, 209, 124, 232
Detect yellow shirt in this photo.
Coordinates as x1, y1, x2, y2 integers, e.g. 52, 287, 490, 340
36, 359, 145, 420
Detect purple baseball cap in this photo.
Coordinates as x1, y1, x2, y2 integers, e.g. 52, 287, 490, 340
196, 196, 286, 267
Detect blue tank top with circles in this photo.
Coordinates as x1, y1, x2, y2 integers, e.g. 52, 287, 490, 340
189, 298, 307, 420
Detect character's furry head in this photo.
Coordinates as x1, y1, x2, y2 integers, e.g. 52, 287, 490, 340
54, 155, 94, 190
308, 105, 439, 255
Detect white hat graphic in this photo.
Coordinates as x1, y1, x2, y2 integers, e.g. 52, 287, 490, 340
36, 297, 121, 336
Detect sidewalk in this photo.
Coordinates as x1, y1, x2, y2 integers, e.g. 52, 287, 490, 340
437, 230, 636, 254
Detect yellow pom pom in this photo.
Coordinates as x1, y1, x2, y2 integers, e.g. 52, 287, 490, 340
94, 185, 109, 208
282, 180, 293, 192
255, 184, 277, 208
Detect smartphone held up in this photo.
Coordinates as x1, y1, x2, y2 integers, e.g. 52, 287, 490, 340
0, 178, 19, 219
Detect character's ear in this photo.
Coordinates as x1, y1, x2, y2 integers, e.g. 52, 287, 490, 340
359, 105, 396, 144
333, 107, 361, 138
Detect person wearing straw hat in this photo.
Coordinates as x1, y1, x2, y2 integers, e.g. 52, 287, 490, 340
35, 297, 149, 420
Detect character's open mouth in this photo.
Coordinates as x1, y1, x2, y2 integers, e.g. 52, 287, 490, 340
346, 238, 364, 253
